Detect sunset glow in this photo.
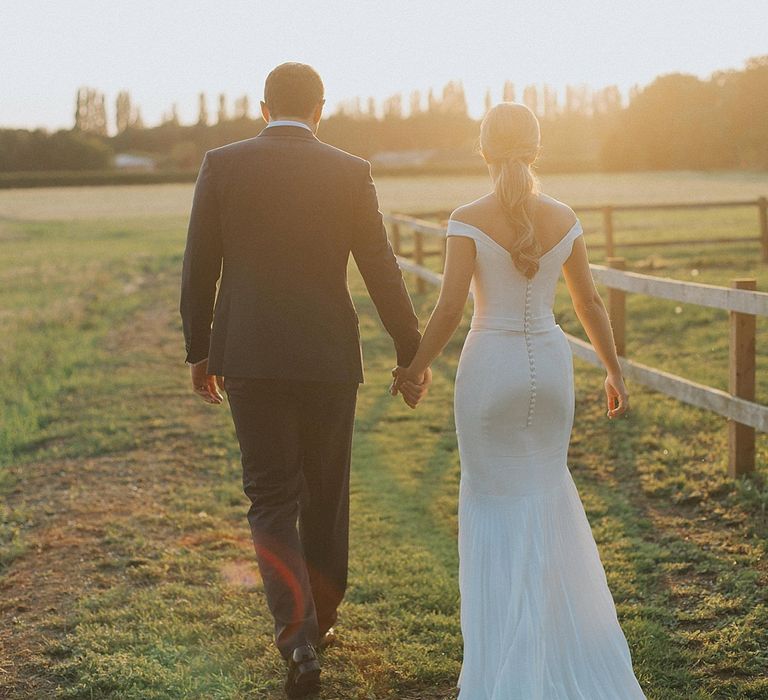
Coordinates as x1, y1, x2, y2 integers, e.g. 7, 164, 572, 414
2, 0, 766, 130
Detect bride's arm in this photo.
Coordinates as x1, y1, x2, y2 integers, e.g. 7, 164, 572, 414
393, 236, 475, 386
561, 237, 629, 418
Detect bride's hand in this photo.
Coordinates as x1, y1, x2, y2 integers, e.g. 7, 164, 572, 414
391, 366, 432, 409
604, 372, 629, 419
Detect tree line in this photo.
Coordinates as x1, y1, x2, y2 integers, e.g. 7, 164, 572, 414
0, 55, 765, 173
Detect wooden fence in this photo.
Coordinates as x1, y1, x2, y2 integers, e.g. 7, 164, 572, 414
384, 212, 768, 478
410, 196, 768, 261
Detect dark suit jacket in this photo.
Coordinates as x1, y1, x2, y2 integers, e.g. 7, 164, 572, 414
180, 124, 421, 383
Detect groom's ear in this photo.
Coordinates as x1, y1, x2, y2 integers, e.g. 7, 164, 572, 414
312, 100, 325, 125
260, 101, 270, 123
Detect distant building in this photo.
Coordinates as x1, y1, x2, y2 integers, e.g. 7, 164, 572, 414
114, 153, 156, 171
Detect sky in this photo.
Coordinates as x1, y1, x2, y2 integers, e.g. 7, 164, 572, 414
2, 0, 766, 132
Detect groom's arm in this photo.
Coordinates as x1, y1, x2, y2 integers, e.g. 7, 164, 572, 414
350, 161, 421, 367
180, 152, 223, 365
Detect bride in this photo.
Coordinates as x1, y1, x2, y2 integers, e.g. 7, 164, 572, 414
393, 103, 646, 699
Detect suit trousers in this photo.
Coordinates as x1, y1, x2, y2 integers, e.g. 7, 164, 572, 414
224, 377, 358, 658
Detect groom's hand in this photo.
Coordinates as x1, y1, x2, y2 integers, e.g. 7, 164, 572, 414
189, 358, 225, 405
391, 366, 432, 409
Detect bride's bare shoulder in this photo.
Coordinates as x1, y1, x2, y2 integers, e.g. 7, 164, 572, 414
450, 194, 496, 225
533, 193, 577, 231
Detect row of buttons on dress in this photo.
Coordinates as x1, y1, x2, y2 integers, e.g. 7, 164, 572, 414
524, 279, 536, 427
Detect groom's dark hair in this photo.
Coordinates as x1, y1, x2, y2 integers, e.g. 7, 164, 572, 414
264, 63, 324, 118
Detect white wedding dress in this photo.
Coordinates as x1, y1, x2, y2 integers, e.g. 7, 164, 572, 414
448, 218, 646, 699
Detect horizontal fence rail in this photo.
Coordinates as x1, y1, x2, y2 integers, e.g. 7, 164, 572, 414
396, 257, 445, 289
567, 335, 768, 434
392, 196, 768, 261
414, 199, 766, 218
386, 210, 767, 477
576, 200, 763, 212
590, 265, 768, 316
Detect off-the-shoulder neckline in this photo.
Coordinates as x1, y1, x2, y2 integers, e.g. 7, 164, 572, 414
448, 218, 582, 259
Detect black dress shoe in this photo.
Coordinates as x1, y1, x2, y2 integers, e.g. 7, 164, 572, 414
317, 627, 337, 651
284, 644, 321, 698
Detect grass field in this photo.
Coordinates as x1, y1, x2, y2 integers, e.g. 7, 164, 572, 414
1, 173, 767, 699
2, 169, 768, 221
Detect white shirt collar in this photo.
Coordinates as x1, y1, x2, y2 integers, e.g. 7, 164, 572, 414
265, 120, 313, 132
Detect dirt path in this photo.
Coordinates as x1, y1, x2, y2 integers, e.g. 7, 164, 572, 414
0, 303, 231, 698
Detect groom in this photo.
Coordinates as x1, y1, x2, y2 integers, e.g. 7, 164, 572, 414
180, 62, 430, 697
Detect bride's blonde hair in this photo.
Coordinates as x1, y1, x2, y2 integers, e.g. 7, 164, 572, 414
480, 102, 541, 278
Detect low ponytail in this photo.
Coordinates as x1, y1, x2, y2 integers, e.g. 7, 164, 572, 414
481, 103, 542, 278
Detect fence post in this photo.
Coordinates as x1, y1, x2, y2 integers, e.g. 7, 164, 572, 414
391, 222, 401, 256
728, 278, 756, 477
606, 257, 626, 356
758, 197, 768, 263
603, 206, 615, 258
414, 231, 426, 293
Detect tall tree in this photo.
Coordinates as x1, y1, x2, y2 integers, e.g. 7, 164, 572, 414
74, 87, 107, 134
334, 99, 361, 117
600, 85, 622, 113
217, 93, 228, 124
427, 88, 438, 113
523, 85, 539, 115
162, 103, 180, 126
444, 81, 468, 116
409, 90, 422, 116
94, 93, 108, 135
74, 87, 88, 130
721, 55, 768, 167
130, 106, 144, 129
542, 85, 558, 119
115, 91, 132, 133
602, 73, 727, 170
561, 84, 591, 115
197, 92, 209, 126
382, 93, 403, 119
234, 94, 250, 119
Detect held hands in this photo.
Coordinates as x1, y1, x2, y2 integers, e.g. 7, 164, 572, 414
390, 366, 433, 409
190, 359, 225, 405
604, 372, 629, 419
